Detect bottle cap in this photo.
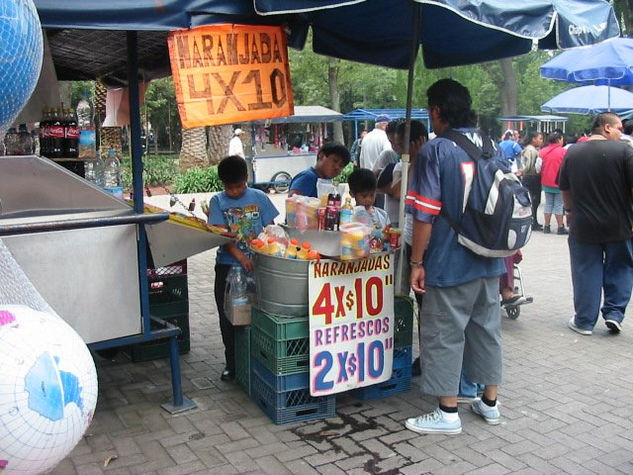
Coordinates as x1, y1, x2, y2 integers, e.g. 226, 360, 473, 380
302, 242, 311, 249
290, 238, 299, 245
308, 250, 320, 260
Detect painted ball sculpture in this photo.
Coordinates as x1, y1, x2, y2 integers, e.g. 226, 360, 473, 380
0, 305, 98, 474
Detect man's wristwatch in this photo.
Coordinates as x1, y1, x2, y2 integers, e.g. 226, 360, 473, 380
410, 260, 423, 268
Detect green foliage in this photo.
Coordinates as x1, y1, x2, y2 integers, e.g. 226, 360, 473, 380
144, 78, 181, 150
335, 162, 355, 184
173, 166, 223, 193
120, 154, 179, 189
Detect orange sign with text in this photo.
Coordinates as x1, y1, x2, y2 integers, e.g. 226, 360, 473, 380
168, 24, 294, 128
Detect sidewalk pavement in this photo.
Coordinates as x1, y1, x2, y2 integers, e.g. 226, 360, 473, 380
54, 193, 633, 474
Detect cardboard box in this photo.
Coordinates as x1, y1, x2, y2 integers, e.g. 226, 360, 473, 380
227, 302, 251, 326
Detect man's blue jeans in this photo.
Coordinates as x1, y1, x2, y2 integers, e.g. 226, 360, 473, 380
568, 235, 633, 330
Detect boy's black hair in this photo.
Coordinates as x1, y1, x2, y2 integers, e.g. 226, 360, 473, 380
218, 155, 248, 184
396, 119, 429, 143
319, 142, 351, 166
348, 167, 377, 195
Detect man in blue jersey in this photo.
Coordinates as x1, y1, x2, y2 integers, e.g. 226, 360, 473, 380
404, 79, 505, 435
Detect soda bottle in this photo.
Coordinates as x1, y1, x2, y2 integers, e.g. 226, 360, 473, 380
297, 242, 311, 260
284, 238, 299, 259
64, 108, 79, 157
39, 107, 50, 156
339, 197, 354, 225
49, 108, 65, 158
17, 124, 33, 155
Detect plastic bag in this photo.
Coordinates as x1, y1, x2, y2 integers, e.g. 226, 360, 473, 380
224, 266, 252, 325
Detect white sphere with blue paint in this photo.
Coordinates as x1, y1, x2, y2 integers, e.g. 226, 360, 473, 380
0, 0, 43, 131
0, 305, 98, 474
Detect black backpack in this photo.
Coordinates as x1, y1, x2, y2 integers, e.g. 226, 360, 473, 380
439, 129, 533, 258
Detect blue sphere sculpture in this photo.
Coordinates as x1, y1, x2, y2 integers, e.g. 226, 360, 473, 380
0, 0, 43, 131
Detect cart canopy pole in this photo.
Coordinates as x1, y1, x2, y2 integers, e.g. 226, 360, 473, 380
395, 2, 420, 296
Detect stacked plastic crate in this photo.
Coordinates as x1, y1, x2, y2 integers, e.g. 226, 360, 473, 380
249, 308, 336, 424
234, 325, 251, 395
351, 296, 414, 400
126, 260, 190, 362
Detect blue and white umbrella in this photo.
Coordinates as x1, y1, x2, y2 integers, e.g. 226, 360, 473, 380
541, 85, 633, 116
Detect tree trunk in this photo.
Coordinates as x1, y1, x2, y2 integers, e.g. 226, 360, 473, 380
499, 57, 518, 116
179, 126, 208, 172
617, 0, 633, 34
206, 125, 233, 165
328, 57, 345, 145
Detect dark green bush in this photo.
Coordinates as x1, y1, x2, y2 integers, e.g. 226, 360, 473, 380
173, 166, 223, 193
121, 154, 179, 189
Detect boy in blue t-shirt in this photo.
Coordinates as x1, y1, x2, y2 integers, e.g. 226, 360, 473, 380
288, 142, 351, 197
208, 155, 279, 381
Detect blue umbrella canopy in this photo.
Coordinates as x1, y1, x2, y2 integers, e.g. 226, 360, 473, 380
540, 37, 633, 85
256, 0, 621, 69
541, 85, 633, 115
34, 0, 620, 71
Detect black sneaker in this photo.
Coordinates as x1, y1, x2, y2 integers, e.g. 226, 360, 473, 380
532, 223, 543, 231
605, 319, 622, 334
220, 367, 235, 381
543, 225, 551, 234
557, 227, 568, 235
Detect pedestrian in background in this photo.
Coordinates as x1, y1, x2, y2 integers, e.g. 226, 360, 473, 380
539, 131, 567, 235
560, 112, 633, 336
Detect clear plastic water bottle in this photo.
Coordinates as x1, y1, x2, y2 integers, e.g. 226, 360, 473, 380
76, 93, 93, 130
231, 266, 249, 306
85, 150, 105, 187
4, 128, 18, 155
103, 149, 122, 198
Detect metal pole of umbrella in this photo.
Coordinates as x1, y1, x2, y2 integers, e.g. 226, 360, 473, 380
395, 1, 420, 296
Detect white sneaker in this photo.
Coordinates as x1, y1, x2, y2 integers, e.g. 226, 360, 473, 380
568, 317, 592, 335
405, 408, 462, 435
471, 399, 501, 425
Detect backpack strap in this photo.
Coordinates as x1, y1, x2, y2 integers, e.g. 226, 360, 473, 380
435, 129, 494, 233
438, 128, 494, 161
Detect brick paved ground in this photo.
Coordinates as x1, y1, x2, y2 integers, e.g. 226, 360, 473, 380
53, 193, 633, 474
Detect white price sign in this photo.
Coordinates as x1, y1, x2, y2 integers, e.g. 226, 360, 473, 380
308, 254, 394, 396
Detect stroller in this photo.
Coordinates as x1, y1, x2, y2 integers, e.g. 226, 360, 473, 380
501, 264, 533, 319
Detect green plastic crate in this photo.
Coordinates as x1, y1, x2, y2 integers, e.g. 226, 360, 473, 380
251, 326, 309, 375
394, 296, 414, 348
234, 326, 251, 395
251, 307, 309, 340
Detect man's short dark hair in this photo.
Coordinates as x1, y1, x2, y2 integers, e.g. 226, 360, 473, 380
546, 130, 564, 145
427, 79, 477, 128
396, 119, 429, 143
591, 112, 621, 134
319, 142, 351, 166
386, 119, 404, 135
347, 168, 377, 195
623, 119, 633, 135
218, 155, 248, 184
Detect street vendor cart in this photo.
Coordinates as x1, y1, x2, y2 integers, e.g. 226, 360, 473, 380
246, 105, 343, 193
